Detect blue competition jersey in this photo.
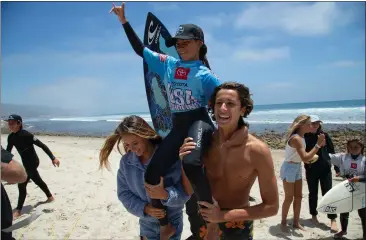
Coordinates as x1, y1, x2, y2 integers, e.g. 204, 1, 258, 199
143, 48, 221, 113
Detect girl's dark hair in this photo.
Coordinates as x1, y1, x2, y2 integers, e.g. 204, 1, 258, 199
347, 138, 365, 155
208, 82, 254, 128
199, 44, 211, 69
99, 115, 162, 170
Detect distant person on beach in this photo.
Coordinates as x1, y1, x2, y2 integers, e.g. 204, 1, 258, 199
99, 115, 191, 240
328, 138, 366, 239
303, 115, 338, 232
5, 114, 60, 219
179, 82, 279, 239
1, 146, 27, 240
279, 114, 325, 232
110, 2, 221, 239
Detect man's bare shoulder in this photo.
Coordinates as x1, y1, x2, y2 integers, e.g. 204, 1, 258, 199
247, 134, 272, 161
247, 134, 269, 151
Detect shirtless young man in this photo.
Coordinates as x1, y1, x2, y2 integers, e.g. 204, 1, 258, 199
179, 82, 279, 239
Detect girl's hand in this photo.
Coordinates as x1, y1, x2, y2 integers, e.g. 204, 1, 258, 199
110, 2, 127, 24
348, 176, 360, 182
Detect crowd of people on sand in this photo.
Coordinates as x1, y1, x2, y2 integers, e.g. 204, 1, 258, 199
1, 2, 365, 240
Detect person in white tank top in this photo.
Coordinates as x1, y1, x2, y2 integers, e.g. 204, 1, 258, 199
279, 115, 325, 232
328, 138, 366, 239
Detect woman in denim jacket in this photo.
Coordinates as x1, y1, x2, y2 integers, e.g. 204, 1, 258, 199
99, 115, 192, 240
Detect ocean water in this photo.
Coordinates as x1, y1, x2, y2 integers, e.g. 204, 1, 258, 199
21, 99, 365, 136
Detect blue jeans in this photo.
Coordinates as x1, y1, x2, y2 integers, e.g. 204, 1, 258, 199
139, 213, 183, 240
280, 162, 302, 183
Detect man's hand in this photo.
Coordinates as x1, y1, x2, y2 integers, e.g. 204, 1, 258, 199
198, 199, 225, 223
179, 137, 196, 161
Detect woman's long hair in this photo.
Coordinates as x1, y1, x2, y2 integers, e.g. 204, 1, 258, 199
99, 115, 162, 170
285, 115, 311, 142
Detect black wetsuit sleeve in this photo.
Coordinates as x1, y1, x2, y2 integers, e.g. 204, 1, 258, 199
325, 133, 340, 173
325, 133, 335, 154
32, 136, 56, 161
122, 22, 144, 57
6, 135, 14, 153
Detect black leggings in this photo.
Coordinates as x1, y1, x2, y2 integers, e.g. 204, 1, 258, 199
144, 108, 214, 226
306, 169, 337, 219
16, 167, 52, 211
340, 208, 366, 238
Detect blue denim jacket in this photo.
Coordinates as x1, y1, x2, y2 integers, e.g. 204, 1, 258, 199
117, 150, 190, 239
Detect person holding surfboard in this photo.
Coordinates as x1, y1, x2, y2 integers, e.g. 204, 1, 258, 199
99, 115, 192, 240
110, 2, 221, 239
179, 82, 279, 239
303, 115, 339, 232
279, 115, 325, 232
328, 138, 366, 239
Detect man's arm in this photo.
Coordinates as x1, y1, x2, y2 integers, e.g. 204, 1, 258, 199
181, 166, 194, 196
1, 161, 27, 184
222, 141, 279, 221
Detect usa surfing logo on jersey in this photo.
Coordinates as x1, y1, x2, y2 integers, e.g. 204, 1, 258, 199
174, 67, 190, 80
167, 83, 200, 111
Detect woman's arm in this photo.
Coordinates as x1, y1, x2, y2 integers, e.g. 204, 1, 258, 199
291, 135, 322, 163
117, 168, 148, 218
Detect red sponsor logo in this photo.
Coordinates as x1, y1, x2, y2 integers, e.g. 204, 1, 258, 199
159, 54, 167, 62
351, 163, 357, 169
174, 67, 190, 80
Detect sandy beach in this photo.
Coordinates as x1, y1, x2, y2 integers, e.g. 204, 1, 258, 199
1, 134, 364, 240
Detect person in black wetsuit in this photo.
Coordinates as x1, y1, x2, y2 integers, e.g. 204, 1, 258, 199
5, 114, 60, 219
110, 3, 221, 239
1, 146, 28, 240
304, 115, 339, 232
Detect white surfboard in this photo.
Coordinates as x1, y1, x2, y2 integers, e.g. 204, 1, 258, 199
317, 179, 366, 214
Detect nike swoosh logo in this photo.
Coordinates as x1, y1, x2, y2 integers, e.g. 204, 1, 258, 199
147, 20, 158, 45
